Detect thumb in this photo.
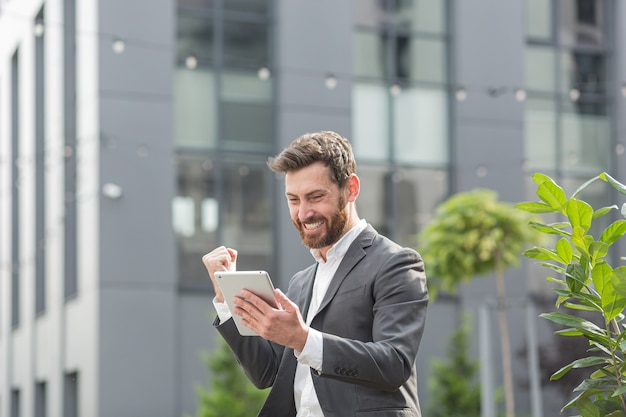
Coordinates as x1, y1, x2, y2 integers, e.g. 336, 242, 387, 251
274, 288, 292, 310
227, 248, 238, 264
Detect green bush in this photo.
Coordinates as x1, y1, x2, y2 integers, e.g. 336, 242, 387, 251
188, 339, 269, 417
427, 316, 481, 417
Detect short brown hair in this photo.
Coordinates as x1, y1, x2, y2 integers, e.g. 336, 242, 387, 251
267, 131, 356, 189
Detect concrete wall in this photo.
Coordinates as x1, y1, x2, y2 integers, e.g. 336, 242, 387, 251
96, 0, 177, 416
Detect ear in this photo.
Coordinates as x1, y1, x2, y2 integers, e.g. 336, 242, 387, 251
346, 174, 360, 203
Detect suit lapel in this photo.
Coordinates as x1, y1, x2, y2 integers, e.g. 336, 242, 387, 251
312, 225, 376, 318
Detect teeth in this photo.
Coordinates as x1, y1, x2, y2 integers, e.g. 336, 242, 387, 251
304, 221, 323, 230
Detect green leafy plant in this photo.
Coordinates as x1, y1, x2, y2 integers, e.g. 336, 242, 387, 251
427, 315, 482, 417
187, 338, 269, 417
516, 172, 626, 417
419, 189, 542, 417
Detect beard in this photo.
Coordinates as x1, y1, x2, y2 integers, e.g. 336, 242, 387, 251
293, 196, 348, 249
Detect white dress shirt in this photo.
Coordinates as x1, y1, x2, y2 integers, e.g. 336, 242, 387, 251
213, 219, 367, 417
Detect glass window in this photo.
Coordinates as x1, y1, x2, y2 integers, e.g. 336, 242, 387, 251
560, 100, 610, 175
220, 71, 273, 150
395, 167, 448, 248
221, 162, 273, 273
525, 45, 556, 92
223, 20, 270, 68
179, 0, 214, 9
352, 82, 390, 161
174, 67, 217, 148
560, 50, 606, 94
354, 30, 386, 79
174, 157, 274, 286
393, 0, 446, 34
526, 0, 553, 40
397, 37, 446, 83
224, 0, 270, 14
525, 98, 557, 172
356, 165, 391, 236
174, 157, 218, 286
177, 14, 213, 65
356, 165, 449, 248
355, 0, 390, 27
393, 87, 448, 165
559, 0, 605, 47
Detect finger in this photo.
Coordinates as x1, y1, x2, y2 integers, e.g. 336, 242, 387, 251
227, 248, 238, 265
274, 288, 294, 310
239, 290, 276, 315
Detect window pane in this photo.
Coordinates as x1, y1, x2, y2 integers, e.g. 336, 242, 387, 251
220, 71, 273, 150
179, 0, 214, 9
393, 0, 445, 34
354, 30, 386, 78
560, 101, 610, 175
395, 167, 448, 248
397, 37, 446, 82
560, 51, 606, 94
356, 166, 390, 236
526, 0, 552, 39
394, 87, 448, 164
352, 82, 390, 161
224, 0, 270, 14
223, 21, 269, 68
525, 45, 556, 92
221, 162, 273, 272
177, 14, 213, 64
355, 0, 390, 27
559, 0, 605, 47
525, 98, 557, 171
174, 67, 217, 148
175, 157, 217, 286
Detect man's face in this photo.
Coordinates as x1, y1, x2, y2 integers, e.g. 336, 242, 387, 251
285, 161, 348, 251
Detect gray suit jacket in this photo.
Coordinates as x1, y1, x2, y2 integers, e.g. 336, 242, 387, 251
216, 225, 429, 417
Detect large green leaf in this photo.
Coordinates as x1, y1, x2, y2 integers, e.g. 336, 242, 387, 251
551, 356, 609, 380
593, 262, 626, 320
515, 201, 555, 213
567, 263, 588, 293
611, 266, 626, 298
594, 205, 619, 219
523, 247, 562, 262
576, 396, 602, 417
528, 221, 571, 236
601, 172, 626, 196
556, 238, 573, 264
538, 180, 568, 214
568, 198, 594, 233
600, 220, 626, 246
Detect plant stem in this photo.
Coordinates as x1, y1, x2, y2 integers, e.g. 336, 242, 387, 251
610, 319, 626, 411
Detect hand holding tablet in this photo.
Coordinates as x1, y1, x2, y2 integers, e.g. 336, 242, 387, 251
214, 270, 279, 336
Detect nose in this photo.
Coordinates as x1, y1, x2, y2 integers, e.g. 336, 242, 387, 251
298, 201, 313, 222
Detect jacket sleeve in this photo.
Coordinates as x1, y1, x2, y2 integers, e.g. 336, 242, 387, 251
215, 316, 286, 389
316, 247, 428, 392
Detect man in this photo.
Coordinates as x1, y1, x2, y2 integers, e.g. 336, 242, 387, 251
202, 131, 428, 417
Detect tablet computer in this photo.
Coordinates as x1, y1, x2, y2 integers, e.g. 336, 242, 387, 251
214, 270, 278, 336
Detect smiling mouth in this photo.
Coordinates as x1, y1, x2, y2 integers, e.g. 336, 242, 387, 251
303, 220, 324, 231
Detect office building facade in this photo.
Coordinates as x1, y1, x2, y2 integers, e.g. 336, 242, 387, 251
0, 0, 625, 416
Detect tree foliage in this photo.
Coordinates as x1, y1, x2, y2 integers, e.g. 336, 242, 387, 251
418, 189, 542, 299
427, 315, 482, 417
189, 338, 268, 417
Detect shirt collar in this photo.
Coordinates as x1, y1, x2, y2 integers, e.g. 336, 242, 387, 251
310, 219, 367, 263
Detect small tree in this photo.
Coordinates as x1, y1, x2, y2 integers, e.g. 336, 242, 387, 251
517, 172, 626, 416
427, 315, 482, 417
418, 189, 542, 417
189, 338, 268, 417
